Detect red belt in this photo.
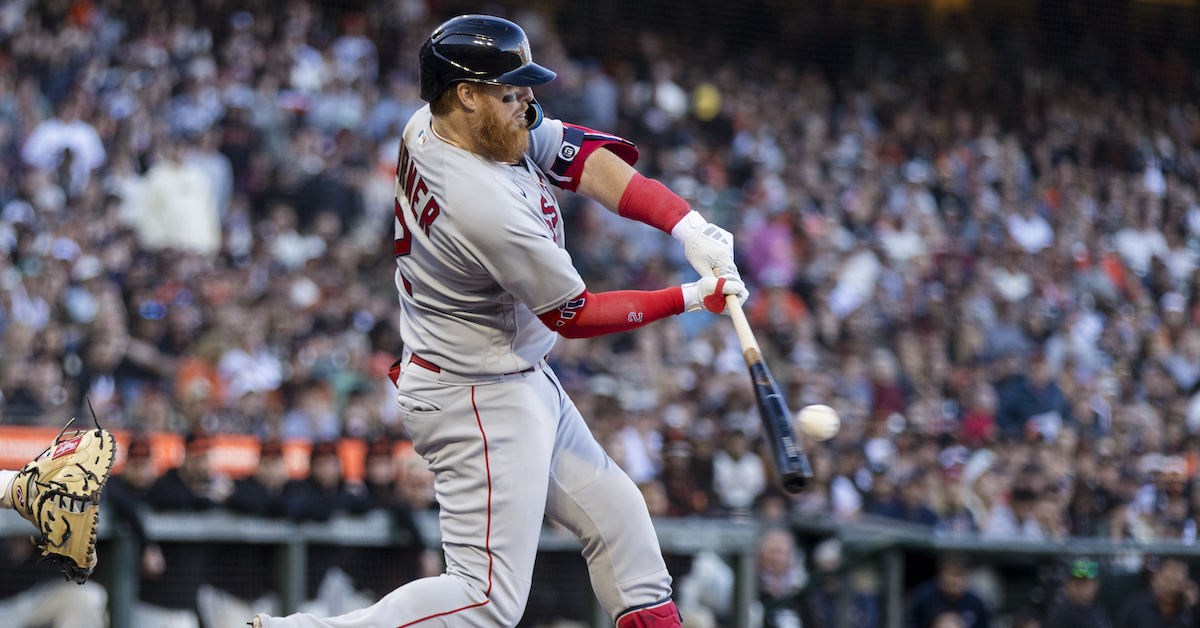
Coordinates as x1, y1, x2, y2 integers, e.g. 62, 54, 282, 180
409, 354, 442, 373
389, 354, 539, 383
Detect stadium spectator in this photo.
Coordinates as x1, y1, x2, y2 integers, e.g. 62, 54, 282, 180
756, 527, 809, 628
802, 538, 878, 628
864, 472, 898, 517
105, 435, 166, 578
144, 432, 231, 512
19, 91, 104, 198
1117, 558, 1196, 628
995, 351, 1071, 439
1044, 557, 1111, 628
281, 440, 372, 522
140, 432, 230, 614
185, 128, 233, 218
878, 471, 940, 527
660, 440, 709, 516
394, 452, 436, 514
280, 383, 340, 441
2, 357, 70, 426
712, 428, 767, 515
133, 136, 221, 256
361, 436, 396, 509
908, 554, 991, 628
218, 313, 283, 402
226, 440, 289, 518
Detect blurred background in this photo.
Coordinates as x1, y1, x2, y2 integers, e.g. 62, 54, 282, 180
1, 0, 1199, 626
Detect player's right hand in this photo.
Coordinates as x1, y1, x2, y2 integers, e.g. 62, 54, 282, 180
683, 275, 748, 315
682, 222, 739, 279
673, 211, 740, 279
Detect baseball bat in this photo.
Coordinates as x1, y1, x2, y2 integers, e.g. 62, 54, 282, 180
722, 279, 813, 493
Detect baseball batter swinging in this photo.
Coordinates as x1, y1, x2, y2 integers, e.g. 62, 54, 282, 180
254, 14, 747, 628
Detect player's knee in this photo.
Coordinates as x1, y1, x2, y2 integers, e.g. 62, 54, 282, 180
478, 595, 528, 628
453, 574, 529, 627
615, 598, 681, 628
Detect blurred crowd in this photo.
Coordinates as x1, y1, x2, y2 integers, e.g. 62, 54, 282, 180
0, 0, 1199, 570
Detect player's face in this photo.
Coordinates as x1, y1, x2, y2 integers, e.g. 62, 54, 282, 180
478, 84, 532, 128
470, 84, 532, 163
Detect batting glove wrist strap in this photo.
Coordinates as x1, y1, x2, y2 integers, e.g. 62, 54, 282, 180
670, 210, 707, 244
681, 281, 704, 312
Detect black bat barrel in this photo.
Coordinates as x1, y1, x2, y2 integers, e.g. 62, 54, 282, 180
748, 361, 813, 493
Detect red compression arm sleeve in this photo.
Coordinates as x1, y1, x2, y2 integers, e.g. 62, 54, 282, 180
538, 288, 685, 339
618, 173, 692, 234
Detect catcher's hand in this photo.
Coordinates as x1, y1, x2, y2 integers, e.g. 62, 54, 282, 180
9, 419, 117, 583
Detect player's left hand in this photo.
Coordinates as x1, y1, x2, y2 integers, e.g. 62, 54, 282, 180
682, 221, 739, 279
683, 275, 749, 315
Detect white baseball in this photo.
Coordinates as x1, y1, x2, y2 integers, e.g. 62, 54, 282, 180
797, 404, 840, 441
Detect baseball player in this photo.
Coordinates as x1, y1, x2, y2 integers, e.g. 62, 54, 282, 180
254, 14, 746, 628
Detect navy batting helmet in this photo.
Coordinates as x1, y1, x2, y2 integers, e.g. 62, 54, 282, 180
419, 15, 557, 102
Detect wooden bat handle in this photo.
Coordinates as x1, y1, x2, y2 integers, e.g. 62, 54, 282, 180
722, 280, 761, 365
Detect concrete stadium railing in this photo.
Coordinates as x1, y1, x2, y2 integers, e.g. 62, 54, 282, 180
4, 508, 1200, 628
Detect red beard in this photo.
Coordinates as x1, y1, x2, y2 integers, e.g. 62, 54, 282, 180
471, 95, 529, 163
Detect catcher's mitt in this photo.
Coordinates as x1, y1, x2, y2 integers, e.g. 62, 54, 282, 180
9, 417, 118, 583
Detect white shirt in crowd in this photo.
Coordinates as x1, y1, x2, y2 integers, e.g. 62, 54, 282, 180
1006, 211, 1054, 253
990, 266, 1033, 302
713, 449, 766, 511
185, 147, 233, 217
218, 347, 283, 398
617, 425, 659, 486
135, 158, 221, 256
1113, 227, 1169, 277
830, 475, 863, 522
21, 117, 106, 196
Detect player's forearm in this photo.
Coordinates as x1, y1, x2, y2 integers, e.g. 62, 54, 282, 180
578, 148, 717, 255
537, 276, 747, 339
537, 287, 685, 339
580, 148, 694, 232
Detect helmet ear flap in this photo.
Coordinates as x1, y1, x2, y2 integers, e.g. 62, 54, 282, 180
525, 100, 544, 130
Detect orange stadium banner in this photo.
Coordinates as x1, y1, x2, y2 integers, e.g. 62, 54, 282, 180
0, 427, 414, 483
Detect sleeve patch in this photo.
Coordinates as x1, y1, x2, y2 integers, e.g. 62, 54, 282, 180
546, 124, 638, 191
550, 126, 586, 179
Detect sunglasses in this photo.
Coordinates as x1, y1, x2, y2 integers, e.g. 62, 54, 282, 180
1069, 559, 1099, 579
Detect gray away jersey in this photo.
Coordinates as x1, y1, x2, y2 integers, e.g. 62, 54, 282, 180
392, 105, 585, 375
